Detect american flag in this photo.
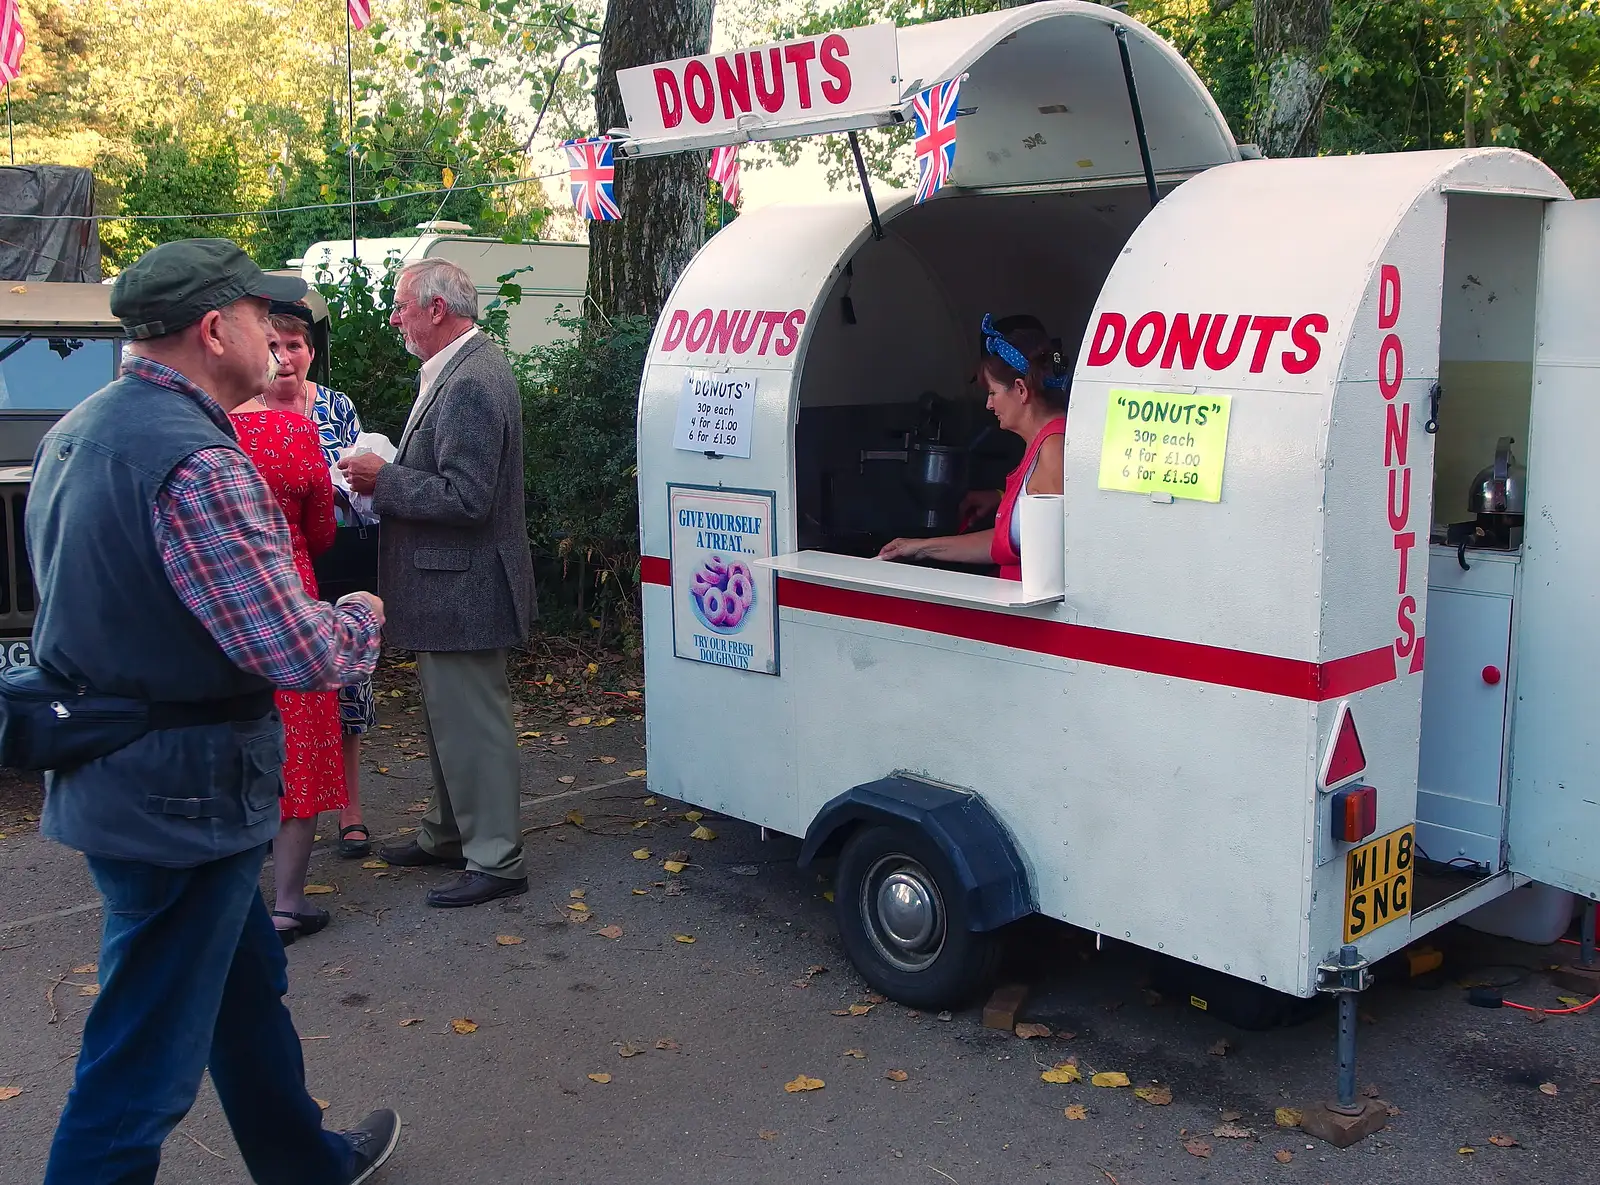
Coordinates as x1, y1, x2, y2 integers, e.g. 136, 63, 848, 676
0, 0, 25, 87
563, 136, 621, 221
347, 0, 372, 32
708, 144, 741, 207
911, 77, 961, 204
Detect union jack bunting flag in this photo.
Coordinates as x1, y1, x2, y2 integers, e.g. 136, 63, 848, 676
0, 0, 25, 87
563, 137, 621, 222
911, 77, 961, 204
708, 144, 741, 206
347, 0, 372, 32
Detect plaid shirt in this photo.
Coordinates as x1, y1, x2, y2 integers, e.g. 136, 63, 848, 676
126, 356, 381, 691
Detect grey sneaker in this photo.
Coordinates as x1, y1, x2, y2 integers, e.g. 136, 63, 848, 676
342, 1108, 402, 1184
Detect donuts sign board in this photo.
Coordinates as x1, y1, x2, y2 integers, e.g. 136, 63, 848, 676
668, 485, 779, 675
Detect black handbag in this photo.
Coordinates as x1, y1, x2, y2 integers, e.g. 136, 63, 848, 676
313, 521, 380, 603
0, 665, 275, 772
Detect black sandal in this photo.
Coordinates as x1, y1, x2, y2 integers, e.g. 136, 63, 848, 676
338, 824, 372, 859
273, 906, 331, 944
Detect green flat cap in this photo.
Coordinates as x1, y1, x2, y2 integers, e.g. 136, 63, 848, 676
111, 239, 308, 340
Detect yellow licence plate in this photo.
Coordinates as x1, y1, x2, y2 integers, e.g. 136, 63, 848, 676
1344, 824, 1415, 943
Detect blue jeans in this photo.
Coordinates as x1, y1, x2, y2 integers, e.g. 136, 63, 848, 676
43, 844, 356, 1185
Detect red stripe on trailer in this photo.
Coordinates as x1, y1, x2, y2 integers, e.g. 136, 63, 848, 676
638, 556, 1403, 701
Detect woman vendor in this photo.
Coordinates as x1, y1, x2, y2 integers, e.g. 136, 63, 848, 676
878, 315, 1069, 579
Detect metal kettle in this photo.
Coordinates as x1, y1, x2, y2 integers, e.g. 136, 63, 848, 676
1468, 437, 1526, 516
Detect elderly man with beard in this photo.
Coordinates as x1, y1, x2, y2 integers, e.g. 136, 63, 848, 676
29, 239, 402, 1184
340, 258, 537, 909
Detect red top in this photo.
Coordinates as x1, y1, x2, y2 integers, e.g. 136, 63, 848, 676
990, 416, 1067, 582
230, 410, 336, 595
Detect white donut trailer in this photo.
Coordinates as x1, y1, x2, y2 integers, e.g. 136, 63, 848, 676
623, 3, 1600, 1123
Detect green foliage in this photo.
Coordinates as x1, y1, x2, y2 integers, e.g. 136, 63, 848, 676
515, 313, 652, 646
316, 260, 420, 444
100, 128, 245, 270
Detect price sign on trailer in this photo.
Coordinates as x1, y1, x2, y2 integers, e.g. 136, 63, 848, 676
675, 371, 756, 457
1097, 389, 1233, 502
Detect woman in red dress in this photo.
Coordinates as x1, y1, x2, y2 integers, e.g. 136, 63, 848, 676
232, 352, 345, 943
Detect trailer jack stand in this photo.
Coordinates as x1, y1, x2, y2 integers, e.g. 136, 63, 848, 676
1299, 946, 1388, 1148
1551, 899, 1600, 996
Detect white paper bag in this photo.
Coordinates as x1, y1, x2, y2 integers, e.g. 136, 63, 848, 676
331, 432, 397, 525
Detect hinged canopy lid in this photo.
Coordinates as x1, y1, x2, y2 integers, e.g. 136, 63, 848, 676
614, 3, 1239, 188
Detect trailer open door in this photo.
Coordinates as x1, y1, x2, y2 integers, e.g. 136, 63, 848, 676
1506, 199, 1600, 900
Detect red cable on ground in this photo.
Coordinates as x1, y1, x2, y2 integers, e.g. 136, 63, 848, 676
1500, 993, 1600, 1015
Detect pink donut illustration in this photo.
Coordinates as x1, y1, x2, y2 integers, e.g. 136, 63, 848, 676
696, 562, 726, 590
691, 572, 716, 598
720, 595, 747, 628
702, 586, 729, 625
706, 554, 729, 576
726, 572, 754, 607
727, 560, 753, 584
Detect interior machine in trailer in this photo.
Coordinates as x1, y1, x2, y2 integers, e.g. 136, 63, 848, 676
622, 2, 1600, 1141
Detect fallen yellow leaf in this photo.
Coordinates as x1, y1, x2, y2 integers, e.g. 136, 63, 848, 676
784, 1075, 825, 1093
758, 1129, 778, 1140
626, 690, 642, 698
570, 889, 586, 899
71, 963, 97, 975
691, 825, 717, 841
314, 1097, 330, 1111
632, 820, 649, 829
1064, 1104, 1088, 1120
1014, 1022, 1052, 1039
1134, 1084, 1173, 1106
843, 1049, 865, 1058
599, 756, 617, 764
642, 796, 656, 804
822, 890, 835, 902
628, 770, 647, 778
399, 1018, 423, 1027
495, 935, 525, 946
597, 717, 616, 727
1488, 1134, 1519, 1148
361, 860, 388, 870
376, 766, 390, 774
1274, 1150, 1293, 1164
587, 1073, 611, 1084
450, 1019, 478, 1034
631, 888, 649, 895
568, 901, 589, 912
518, 731, 541, 739
633, 849, 651, 860
663, 860, 687, 874
597, 925, 623, 939
1459, 1147, 1476, 1155
616, 1044, 645, 1058
304, 884, 336, 895
569, 716, 592, 726
80, 985, 100, 996
832, 1003, 874, 1017
1041, 1062, 1082, 1084
1556, 996, 1584, 1008
1539, 1082, 1559, 1096
1091, 1072, 1131, 1088
673, 934, 696, 944
685, 810, 704, 822
885, 1069, 909, 1082
0, 1087, 21, 1102
558, 776, 577, 785
1274, 1107, 1302, 1129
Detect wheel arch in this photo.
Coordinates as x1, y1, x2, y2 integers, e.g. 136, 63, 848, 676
798, 774, 1035, 932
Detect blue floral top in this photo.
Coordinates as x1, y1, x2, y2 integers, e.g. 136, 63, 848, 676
310, 383, 362, 468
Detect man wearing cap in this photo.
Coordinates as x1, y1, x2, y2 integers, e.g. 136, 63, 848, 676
28, 239, 402, 1184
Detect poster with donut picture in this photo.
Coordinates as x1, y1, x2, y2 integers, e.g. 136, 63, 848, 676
668, 484, 778, 675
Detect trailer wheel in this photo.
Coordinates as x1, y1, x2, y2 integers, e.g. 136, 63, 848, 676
834, 824, 1001, 1010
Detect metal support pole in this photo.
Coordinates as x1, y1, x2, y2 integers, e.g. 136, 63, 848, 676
847, 131, 885, 241
1332, 944, 1361, 1114
1582, 899, 1597, 969
5, 82, 13, 165
345, 11, 359, 265
1114, 25, 1160, 210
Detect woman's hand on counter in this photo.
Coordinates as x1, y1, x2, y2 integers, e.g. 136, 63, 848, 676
877, 537, 927, 562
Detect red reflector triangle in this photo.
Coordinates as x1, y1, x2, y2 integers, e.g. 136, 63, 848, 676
1325, 707, 1366, 787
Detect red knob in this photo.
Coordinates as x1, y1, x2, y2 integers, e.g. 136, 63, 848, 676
1482, 665, 1502, 685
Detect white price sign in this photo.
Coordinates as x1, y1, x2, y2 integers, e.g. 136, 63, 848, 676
675, 371, 756, 457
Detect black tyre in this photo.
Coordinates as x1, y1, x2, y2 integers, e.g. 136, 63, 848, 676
833, 823, 1002, 1010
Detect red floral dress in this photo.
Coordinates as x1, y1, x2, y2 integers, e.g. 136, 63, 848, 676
232, 410, 346, 819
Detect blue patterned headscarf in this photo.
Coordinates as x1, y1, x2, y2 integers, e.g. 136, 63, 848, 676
981, 314, 1069, 390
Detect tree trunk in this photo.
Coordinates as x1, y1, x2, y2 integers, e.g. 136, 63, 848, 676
589, 0, 716, 319
1251, 0, 1332, 158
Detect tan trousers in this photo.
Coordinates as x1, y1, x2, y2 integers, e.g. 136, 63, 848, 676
415, 648, 524, 879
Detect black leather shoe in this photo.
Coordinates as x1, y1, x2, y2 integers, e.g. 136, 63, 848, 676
376, 839, 466, 869
426, 871, 530, 908
341, 1107, 401, 1184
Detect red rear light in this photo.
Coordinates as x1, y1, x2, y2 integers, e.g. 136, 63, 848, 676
1331, 784, 1378, 843
1322, 703, 1366, 789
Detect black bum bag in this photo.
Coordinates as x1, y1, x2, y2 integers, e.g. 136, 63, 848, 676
0, 665, 276, 772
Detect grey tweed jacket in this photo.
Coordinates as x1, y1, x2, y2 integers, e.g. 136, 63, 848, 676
371, 332, 537, 653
